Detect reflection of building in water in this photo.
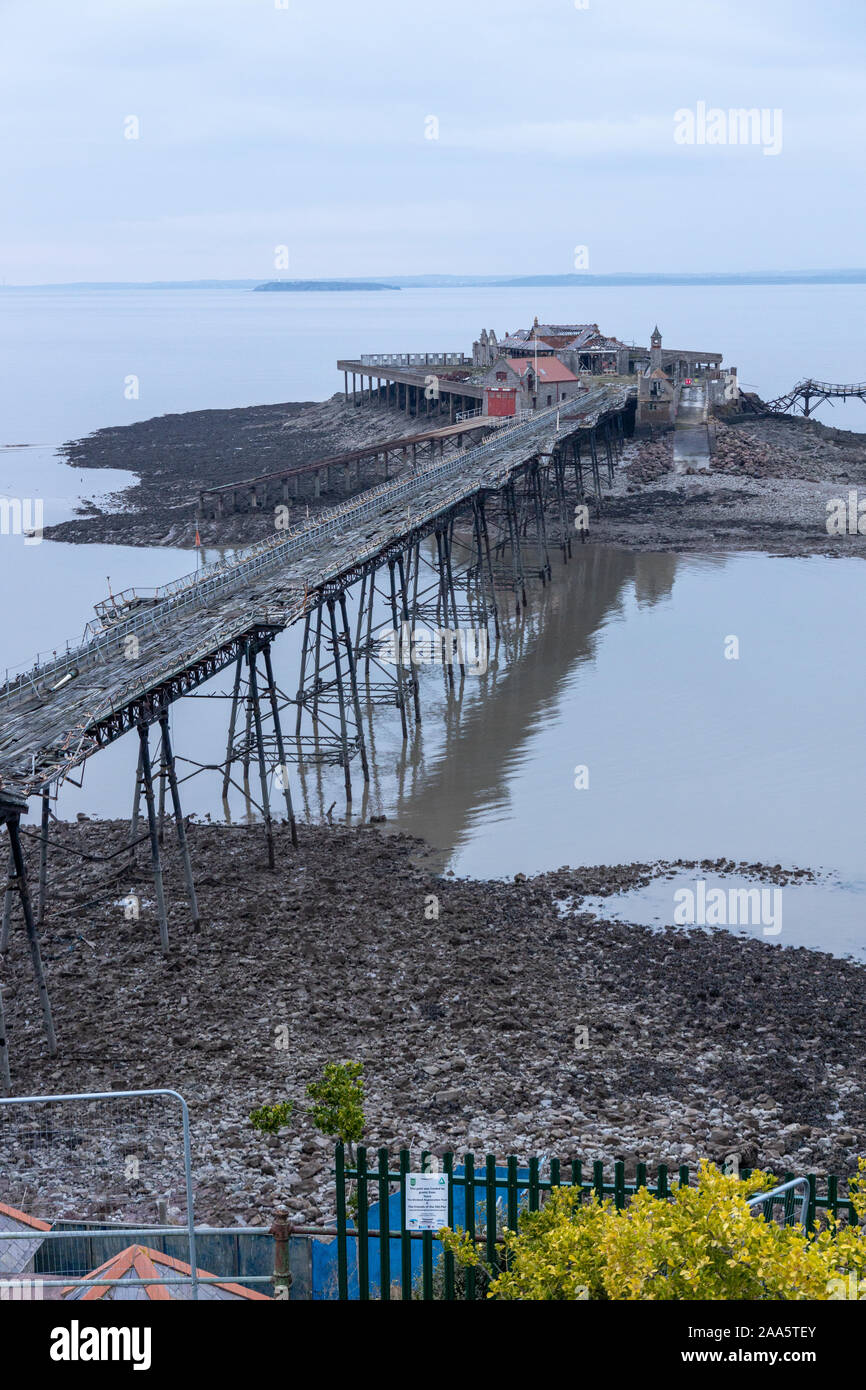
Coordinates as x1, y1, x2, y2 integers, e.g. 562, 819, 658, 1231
632, 551, 678, 606
632, 552, 726, 606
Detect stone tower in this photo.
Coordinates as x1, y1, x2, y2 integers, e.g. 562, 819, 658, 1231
650, 325, 662, 372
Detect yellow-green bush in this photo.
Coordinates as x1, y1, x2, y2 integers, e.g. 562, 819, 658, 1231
440, 1159, 866, 1300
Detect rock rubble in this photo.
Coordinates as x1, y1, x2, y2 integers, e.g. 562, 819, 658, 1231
1, 820, 861, 1228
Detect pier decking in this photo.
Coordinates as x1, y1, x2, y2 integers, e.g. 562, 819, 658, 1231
0, 385, 631, 801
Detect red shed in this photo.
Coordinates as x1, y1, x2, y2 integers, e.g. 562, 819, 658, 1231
485, 386, 517, 417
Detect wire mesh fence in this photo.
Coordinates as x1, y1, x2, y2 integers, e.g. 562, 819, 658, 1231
0, 1088, 198, 1298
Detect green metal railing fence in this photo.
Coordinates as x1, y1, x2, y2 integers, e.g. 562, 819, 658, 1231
334, 1144, 859, 1301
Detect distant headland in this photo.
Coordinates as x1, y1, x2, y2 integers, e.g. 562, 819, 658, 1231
256, 271, 866, 292
4, 268, 866, 290
254, 280, 400, 292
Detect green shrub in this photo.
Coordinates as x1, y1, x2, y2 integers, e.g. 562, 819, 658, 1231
441, 1158, 866, 1300
248, 1060, 366, 1152
306, 1061, 365, 1157
248, 1100, 293, 1135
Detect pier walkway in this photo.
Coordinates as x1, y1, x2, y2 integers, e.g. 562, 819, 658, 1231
673, 383, 711, 471
0, 384, 633, 804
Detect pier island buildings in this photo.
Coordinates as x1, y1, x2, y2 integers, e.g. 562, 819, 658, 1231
338, 318, 737, 434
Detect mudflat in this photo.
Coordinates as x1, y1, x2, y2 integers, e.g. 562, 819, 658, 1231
48, 397, 866, 560
2, 818, 860, 1226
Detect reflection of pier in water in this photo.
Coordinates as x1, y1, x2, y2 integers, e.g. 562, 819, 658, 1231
391, 549, 681, 862
290, 549, 684, 863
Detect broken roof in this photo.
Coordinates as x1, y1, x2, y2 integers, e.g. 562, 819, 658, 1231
578, 333, 627, 350
517, 323, 600, 350
499, 334, 555, 353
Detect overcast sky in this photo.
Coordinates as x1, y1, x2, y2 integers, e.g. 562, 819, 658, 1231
1, 0, 863, 282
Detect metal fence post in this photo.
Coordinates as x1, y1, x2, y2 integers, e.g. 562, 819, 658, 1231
443, 1152, 455, 1301
357, 1146, 369, 1300
464, 1152, 476, 1302
177, 1090, 198, 1300
806, 1173, 817, 1232
827, 1173, 838, 1225
593, 1159, 604, 1202
270, 1209, 291, 1300
528, 1156, 540, 1212
335, 1142, 348, 1300
399, 1149, 411, 1301
420, 1150, 433, 1301
614, 1160, 626, 1211
376, 1147, 391, 1301
657, 1163, 669, 1201
506, 1155, 519, 1230
484, 1155, 497, 1271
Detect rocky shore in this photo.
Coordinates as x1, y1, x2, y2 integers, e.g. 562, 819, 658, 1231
1, 819, 862, 1228
605, 413, 866, 557
46, 395, 866, 559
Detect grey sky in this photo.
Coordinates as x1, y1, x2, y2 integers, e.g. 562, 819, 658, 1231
1, 0, 863, 281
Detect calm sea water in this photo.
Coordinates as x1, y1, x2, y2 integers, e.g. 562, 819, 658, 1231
0, 286, 864, 948
1, 283, 865, 442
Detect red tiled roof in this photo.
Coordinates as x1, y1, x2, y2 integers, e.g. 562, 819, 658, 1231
61, 1245, 271, 1301
0, 1200, 51, 1232
507, 357, 579, 383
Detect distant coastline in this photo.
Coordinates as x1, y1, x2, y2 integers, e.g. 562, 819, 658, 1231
496, 270, 866, 288
254, 279, 400, 292
3, 268, 866, 290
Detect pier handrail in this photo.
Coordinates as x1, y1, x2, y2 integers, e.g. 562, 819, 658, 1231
0, 387, 628, 732
767, 378, 866, 411
790, 378, 866, 393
